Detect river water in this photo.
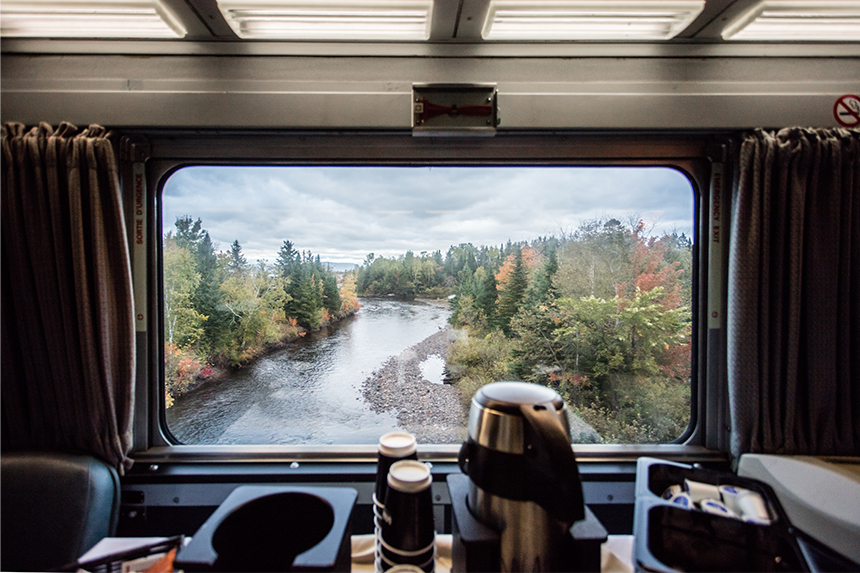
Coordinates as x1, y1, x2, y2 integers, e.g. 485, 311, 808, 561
166, 298, 452, 445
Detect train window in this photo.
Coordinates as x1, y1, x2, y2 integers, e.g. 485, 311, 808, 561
161, 165, 694, 446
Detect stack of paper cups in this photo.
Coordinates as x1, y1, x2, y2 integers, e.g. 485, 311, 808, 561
379, 460, 435, 573
374, 431, 418, 572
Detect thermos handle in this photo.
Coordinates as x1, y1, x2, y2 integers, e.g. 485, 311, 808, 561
520, 402, 585, 524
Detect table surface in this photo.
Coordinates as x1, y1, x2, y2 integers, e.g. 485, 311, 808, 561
350, 534, 634, 573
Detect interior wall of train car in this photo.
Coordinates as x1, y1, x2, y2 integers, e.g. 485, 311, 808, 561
3, 0, 859, 540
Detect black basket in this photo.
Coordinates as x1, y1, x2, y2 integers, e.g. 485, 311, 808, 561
633, 457, 808, 573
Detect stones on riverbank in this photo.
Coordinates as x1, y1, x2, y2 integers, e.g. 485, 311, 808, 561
361, 326, 467, 443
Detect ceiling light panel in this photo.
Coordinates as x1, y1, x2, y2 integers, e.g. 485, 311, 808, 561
482, 0, 705, 41
0, 0, 186, 38
216, 0, 433, 40
722, 1, 860, 41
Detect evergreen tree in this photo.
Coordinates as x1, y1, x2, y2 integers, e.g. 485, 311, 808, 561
227, 240, 247, 275
496, 247, 528, 334
194, 231, 230, 354
529, 248, 559, 304
477, 264, 498, 327
322, 273, 341, 315
286, 264, 322, 329
275, 240, 299, 278
173, 215, 205, 251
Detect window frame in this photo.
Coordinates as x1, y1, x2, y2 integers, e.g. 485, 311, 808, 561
125, 130, 725, 465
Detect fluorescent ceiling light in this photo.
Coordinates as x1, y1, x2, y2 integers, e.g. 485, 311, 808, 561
216, 0, 433, 40
722, 1, 860, 41
482, 0, 705, 40
0, 0, 186, 38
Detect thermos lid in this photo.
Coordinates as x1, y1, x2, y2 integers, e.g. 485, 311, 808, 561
388, 460, 432, 493
474, 381, 563, 414
379, 431, 417, 458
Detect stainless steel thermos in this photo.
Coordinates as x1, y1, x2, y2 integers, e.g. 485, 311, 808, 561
458, 381, 585, 572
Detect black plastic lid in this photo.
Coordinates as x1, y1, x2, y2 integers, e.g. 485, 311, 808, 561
474, 381, 563, 414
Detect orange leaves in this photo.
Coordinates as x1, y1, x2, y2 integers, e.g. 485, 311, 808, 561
615, 222, 685, 310
495, 245, 538, 290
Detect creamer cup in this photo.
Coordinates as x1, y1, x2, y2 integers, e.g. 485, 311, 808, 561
662, 484, 683, 500
685, 479, 721, 503
736, 490, 771, 523
669, 492, 693, 508
718, 484, 749, 514
700, 498, 737, 518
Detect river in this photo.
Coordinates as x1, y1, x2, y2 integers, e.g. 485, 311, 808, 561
166, 298, 453, 445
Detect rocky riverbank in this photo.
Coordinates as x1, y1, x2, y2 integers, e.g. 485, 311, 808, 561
361, 325, 467, 443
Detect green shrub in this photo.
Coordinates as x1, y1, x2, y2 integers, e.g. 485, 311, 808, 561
447, 329, 517, 415
573, 373, 691, 443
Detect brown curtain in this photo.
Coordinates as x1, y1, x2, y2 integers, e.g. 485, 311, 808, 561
727, 127, 860, 459
2, 122, 135, 473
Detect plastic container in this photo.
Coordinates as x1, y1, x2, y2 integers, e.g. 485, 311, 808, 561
174, 485, 357, 572
633, 457, 807, 573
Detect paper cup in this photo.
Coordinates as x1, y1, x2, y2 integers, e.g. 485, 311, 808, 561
375, 431, 418, 513
381, 460, 435, 553
379, 548, 434, 573
380, 540, 435, 566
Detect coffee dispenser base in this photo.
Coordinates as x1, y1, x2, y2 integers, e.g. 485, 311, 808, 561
448, 474, 607, 572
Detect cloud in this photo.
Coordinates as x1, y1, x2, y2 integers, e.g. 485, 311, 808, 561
162, 166, 693, 264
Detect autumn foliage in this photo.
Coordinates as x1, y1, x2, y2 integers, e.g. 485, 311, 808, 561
445, 218, 693, 443
163, 217, 361, 408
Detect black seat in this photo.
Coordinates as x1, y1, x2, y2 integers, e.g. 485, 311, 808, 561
1, 451, 120, 572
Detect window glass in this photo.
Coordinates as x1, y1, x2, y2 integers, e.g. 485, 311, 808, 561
162, 166, 694, 445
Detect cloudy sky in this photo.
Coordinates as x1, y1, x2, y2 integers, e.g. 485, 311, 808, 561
162, 166, 694, 265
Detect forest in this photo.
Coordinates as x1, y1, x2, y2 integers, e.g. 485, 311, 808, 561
163, 213, 693, 443
162, 216, 361, 407
355, 218, 693, 443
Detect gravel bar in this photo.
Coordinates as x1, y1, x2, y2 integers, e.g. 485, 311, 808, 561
361, 325, 467, 444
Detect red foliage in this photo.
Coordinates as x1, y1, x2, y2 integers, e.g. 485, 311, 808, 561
615, 222, 685, 310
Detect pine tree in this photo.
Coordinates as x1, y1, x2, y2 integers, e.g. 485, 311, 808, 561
227, 240, 247, 275
173, 215, 205, 251
275, 240, 298, 278
529, 248, 559, 304
286, 263, 322, 329
496, 247, 528, 334
477, 264, 498, 327
194, 231, 230, 354
322, 273, 341, 315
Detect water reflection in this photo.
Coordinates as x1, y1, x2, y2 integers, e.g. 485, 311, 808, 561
419, 355, 446, 384
166, 298, 452, 445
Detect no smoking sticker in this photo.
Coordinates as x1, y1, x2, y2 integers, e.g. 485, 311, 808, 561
834, 95, 860, 128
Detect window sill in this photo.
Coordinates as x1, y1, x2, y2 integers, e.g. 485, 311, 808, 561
132, 443, 727, 466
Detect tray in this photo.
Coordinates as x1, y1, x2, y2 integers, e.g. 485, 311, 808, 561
633, 457, 807, 573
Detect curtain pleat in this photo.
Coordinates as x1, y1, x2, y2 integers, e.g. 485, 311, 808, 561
1, 122, 134, 473
728, 127, 860, 458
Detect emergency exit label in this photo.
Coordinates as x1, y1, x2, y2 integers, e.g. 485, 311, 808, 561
834, 95, 860, 128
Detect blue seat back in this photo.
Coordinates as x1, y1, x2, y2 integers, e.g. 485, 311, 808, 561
1, 451, 120, 572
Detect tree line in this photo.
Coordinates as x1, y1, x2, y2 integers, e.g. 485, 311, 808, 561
357, 218, 693, 443
163, 216, 360, 407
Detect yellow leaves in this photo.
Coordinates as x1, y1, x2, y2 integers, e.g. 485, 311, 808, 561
339, 274, 361, 314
